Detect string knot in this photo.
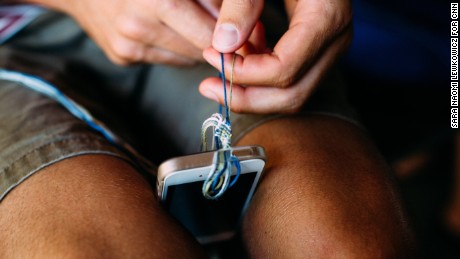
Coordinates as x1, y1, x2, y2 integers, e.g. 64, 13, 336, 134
200, 53, 240, 199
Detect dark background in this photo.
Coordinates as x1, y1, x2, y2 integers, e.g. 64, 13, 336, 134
343, 0, 456, 258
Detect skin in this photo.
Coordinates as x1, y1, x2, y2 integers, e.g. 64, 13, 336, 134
0, 0, 415, 257
17, 0, 217, 65
237, 116, 415, 258
201, 0, 353, 114
14, 0, 351, 114
0, 155, 207, 258
0, 116, 415, 258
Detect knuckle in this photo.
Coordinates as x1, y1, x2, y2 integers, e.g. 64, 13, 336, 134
271, 61, 298, 88
276, 86, 306, 114
275, 73, 295, 88
117, 17, 148, 41
105, 49, 131, 66
283, 96, 303, 114
322, 0, 353, 31
109, 56, 130, 66
110, 38, 142, 64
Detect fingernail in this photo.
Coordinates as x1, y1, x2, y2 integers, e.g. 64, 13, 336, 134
202, 90, 220, 103
213, 23, 239, 50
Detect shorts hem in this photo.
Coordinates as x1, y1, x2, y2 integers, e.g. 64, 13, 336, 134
232, 111, 364, 145
0, 136, 130, 201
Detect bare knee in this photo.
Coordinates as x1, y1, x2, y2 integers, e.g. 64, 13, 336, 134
0, 155, 205, 258
238, 115, 416, 258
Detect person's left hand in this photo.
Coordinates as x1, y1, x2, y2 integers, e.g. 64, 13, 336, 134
29, 0, 225, 66
199, 0, 352, 114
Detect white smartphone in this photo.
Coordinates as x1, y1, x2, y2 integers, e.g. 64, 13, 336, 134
157, 146, 266, 244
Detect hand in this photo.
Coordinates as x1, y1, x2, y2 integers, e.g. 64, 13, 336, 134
31, 0, 220, 66
199, 0, 352, 114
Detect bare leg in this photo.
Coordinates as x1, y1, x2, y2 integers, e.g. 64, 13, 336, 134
0, 155, 205, 258
238, 115, 415, 258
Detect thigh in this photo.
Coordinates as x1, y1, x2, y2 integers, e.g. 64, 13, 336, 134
0, 79, 127, 200
237, 115, 416, 258
0, 81, 204, 258
0, 154, 205, 258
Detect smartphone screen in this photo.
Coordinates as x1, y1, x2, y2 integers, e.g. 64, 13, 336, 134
157, 146, 266, 244
163, 172, 257, 243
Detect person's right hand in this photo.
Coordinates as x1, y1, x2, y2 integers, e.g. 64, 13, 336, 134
32, 0, 220, 66
199, 0, 352, 114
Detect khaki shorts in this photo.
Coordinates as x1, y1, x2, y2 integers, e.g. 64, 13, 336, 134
0, 10, 359, 200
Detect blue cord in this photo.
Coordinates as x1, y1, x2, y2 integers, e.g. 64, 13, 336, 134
229, 156, 241, 187
219, 53, 230, 121
201, 53, 242, 199
0, 68, 156, 174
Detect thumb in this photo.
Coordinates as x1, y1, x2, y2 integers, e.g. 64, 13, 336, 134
212, 0, 264, 53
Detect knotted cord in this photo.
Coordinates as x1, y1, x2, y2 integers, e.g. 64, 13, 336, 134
201, 53, 241, 200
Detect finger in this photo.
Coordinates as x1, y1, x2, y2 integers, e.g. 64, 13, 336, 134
116, 18, 204, 61
105, 35, 196, 66
156, 0, 216, 50
199, 78, 294, 114
196, 0, 223, 18
142, 46, 198, 66
205, 0, 352, 87
247, 21, 267, 54
235, 21, 267, 57
212, 0, 264, 53
199, 31, 351, 113
204, 23, 322, 88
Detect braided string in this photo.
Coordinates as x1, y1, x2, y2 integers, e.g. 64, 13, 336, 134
201, 53, 241, 200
